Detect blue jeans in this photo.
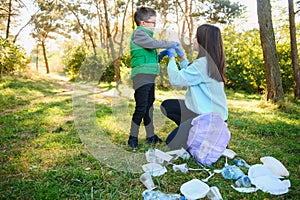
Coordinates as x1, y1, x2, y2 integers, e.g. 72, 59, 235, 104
130, 83, 155, 137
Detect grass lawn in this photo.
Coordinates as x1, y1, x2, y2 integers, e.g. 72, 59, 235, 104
0, 73, 299, 199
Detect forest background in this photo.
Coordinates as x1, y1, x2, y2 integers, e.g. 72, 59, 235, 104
1, 0, 299, 97
1, 0, 300, 199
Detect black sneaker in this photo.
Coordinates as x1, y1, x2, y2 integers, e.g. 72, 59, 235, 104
146, 134, 162, 145
128, 135, 138, 149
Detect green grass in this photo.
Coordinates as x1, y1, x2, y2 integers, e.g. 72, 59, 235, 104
0, 74, 299, 199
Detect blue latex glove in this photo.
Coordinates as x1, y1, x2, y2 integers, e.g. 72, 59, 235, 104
167, 48, 176, 59
171, 41, 180, 49
158, 49, 168, 62
175, 44, 185, 58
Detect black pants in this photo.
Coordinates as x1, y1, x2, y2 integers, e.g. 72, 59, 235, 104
160, 99, 198, 150
130, 83, 155, 138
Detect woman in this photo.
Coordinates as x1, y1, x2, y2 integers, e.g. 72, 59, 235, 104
161, 24, 228, 150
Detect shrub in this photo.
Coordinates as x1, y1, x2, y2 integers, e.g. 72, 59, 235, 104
224, 28, 266, 93
0, 37, 29, 76
63, 45, 87, 80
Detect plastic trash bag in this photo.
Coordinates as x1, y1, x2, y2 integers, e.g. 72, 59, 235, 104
187, 112, 231, 167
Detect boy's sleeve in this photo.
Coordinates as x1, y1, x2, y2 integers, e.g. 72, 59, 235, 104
133, 29, 174, 49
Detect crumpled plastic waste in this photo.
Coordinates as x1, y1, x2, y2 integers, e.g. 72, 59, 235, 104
140, 172, 156, 191
142, 163, 167, 177
248, 164, 291, 195
221, 165, 245, 180
234, 158, 251, 168
206, 186, 223, 200
235, 175, 252, 187
222, 149, 236, 159
166, 147, 190, 160
170, 162, 216, 182
141, 148, 291, 197
231, 185, 259, 193
172, 163, 189, 173
142, 189, 183, 200
146, 149, 173, 164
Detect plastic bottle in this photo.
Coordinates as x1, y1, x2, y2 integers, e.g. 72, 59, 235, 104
233, 158, 251, 168
206, 186, 223, 200
142, 190, 183, 200
221, 165, 245, 180
235, 175, 252, 187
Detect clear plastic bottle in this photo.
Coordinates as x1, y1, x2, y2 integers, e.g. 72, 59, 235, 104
235, 175, 252, 188
233, 158, 251, 168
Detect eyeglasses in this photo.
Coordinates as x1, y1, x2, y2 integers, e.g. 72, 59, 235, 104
144, 20, 156, 26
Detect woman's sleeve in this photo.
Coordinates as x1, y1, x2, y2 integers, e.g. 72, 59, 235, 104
167, 59, 205, 87
179, 59, 189, 69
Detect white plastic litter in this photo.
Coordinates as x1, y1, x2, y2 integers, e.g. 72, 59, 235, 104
172, 163, 189, 173
230, 185, 259, 193
142, 163, 167, 177
166, 148, 190, 160
248, 164, 282, 179
222, 149, 236, 159
180, 179, 210, 200
206, 186, 223, 200
146, 149, 173, 164
250, 176, 290, 195
260, 156, 289, 177
171, 163, 215, 182
248, 164, 290, 195
140, 172, 156, 191
202, 172, 215, 182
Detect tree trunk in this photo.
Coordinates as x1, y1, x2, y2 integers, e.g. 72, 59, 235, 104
6, 0, 12, 39
103, 0, 120, 83
288, 0, 300, 99
64, 2, 97, 56
96, 1, 105, 48
118, 0, 130, 57
41, 41, 50, 74
36, 44, 39, 71
256, 0, 284, 102
177, 0, 194, 60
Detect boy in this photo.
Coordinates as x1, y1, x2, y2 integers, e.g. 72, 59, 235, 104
128, 6, 179, 148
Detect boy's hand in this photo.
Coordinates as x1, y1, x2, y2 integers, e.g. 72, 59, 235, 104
175, 44, 185, 58
167, 48, 176, 59
158, 50, 168, 62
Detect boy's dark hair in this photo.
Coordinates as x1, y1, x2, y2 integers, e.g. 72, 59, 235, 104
134, 7, 156, 26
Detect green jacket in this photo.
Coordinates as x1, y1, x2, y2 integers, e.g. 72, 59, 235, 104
130, 26, 159, 78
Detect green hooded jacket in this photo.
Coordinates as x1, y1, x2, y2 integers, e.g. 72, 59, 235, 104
130, 26, 159, 78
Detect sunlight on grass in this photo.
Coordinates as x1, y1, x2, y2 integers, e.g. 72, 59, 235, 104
1, 75, 299, 199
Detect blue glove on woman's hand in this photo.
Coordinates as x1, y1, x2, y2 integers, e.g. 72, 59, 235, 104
175, 44, 185, 58
167, 48, 176, 59
171, 41, 180, 49
158, 49, 168, 62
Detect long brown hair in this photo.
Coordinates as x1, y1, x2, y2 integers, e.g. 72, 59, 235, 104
196, 24, 226, 82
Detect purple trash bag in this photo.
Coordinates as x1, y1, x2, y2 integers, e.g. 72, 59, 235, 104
187, 112, 231, 167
